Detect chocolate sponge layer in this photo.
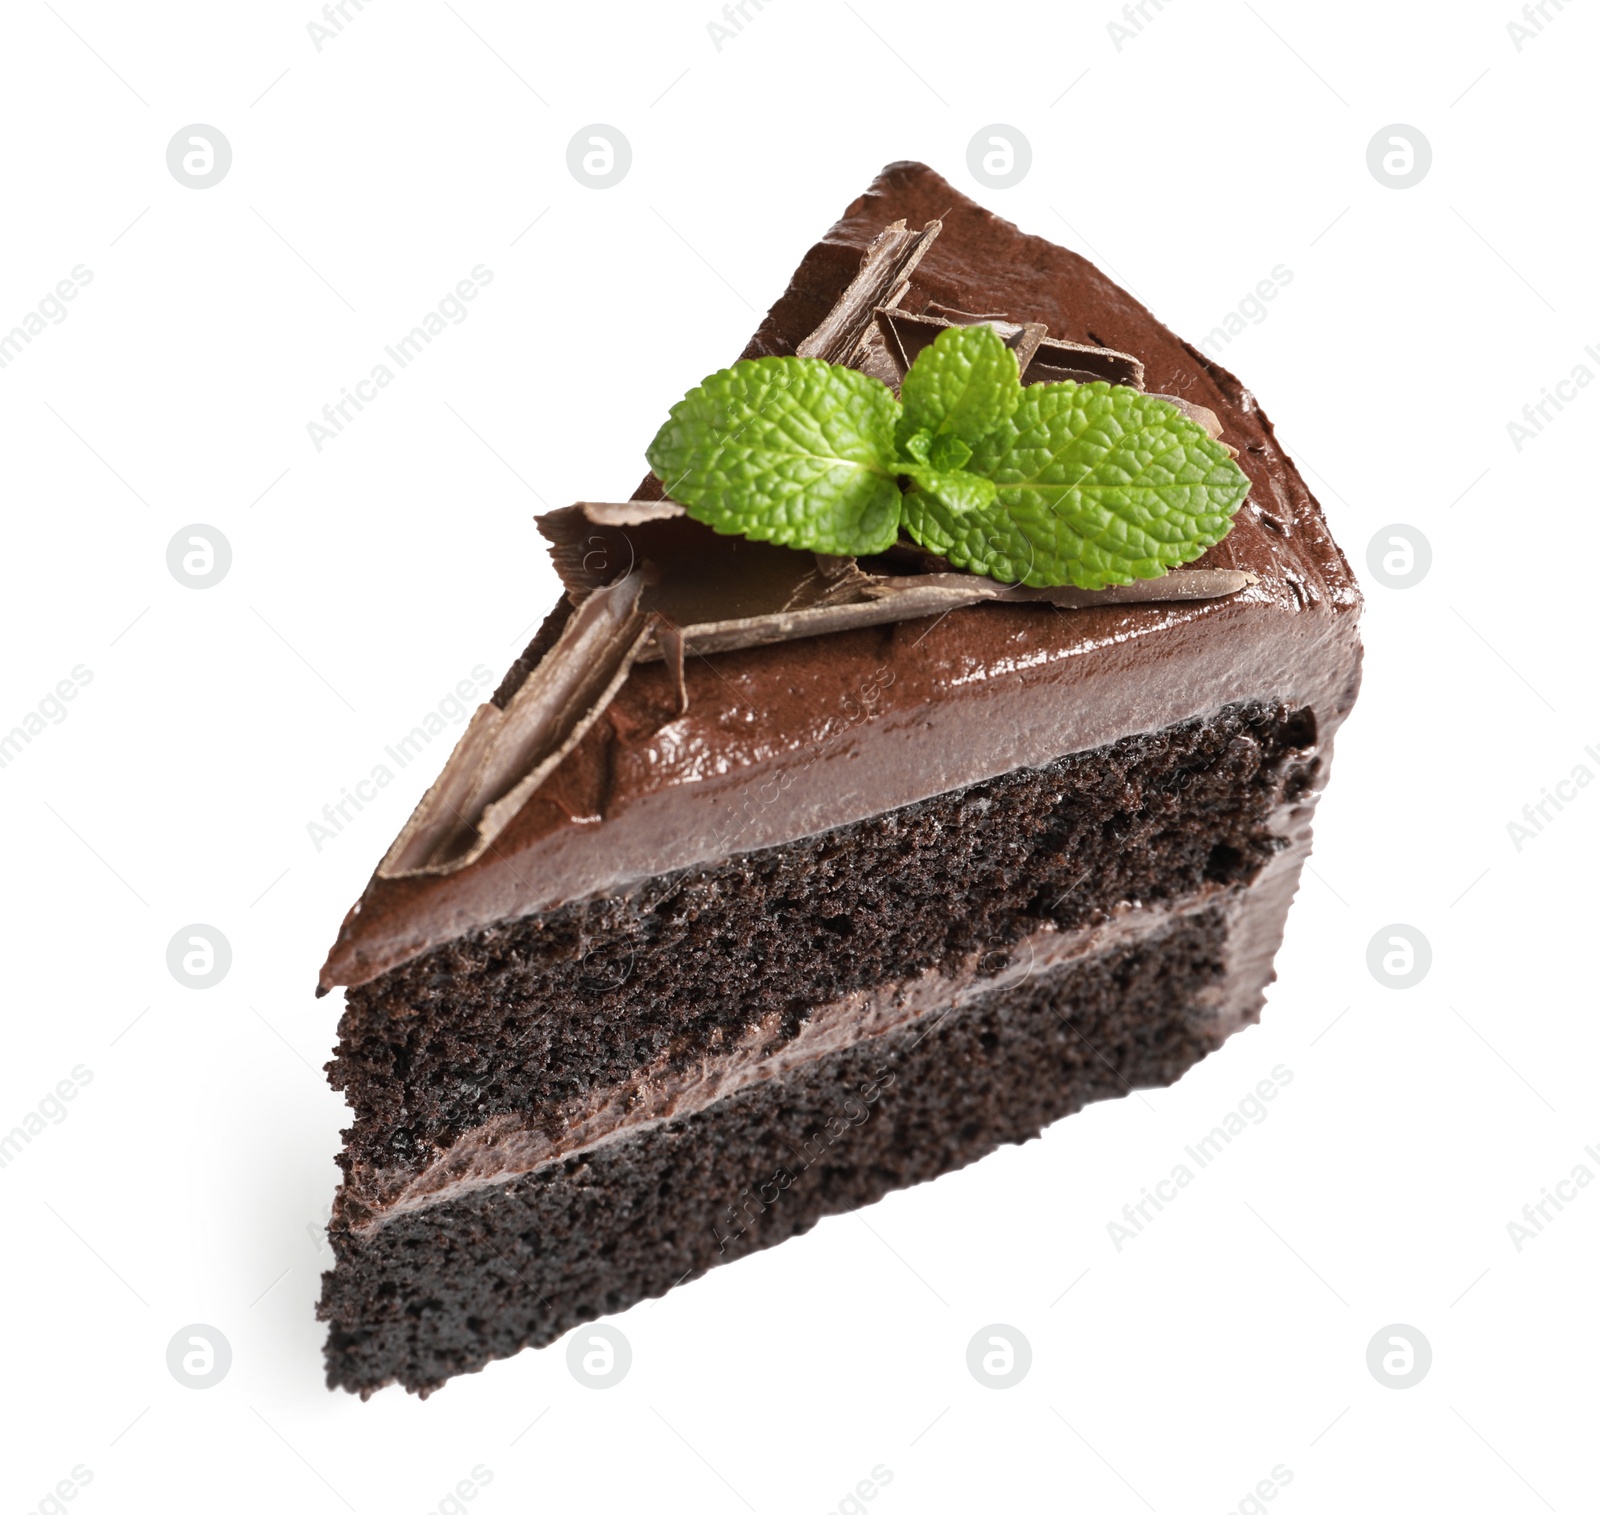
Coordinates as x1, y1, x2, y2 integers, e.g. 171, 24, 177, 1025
328, 702, 1318, 1186
321, 901, 1232, 1397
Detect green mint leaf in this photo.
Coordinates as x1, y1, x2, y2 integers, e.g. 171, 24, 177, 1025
646, 357, 903, 556
901, 428, 934, 465
896, 323, 1021, 455
927, 433, 973, 471
901, 382, 1249, 589
903, 466, 996, 517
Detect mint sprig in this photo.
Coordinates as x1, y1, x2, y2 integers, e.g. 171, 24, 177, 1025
646, 323, 1248, 588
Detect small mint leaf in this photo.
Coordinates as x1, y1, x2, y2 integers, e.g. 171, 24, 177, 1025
896, 323, 1020, 455
902, 382, 1249, 589
902, 428, 933, 465
903, 466, 996, 517
646, 357, 903, 556
928, 433, 973, 471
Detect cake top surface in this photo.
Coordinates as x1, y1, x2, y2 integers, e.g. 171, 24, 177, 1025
319, 160, 1360, 992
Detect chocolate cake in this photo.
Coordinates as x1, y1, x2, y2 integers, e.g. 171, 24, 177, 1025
316, 161, 1361, 1396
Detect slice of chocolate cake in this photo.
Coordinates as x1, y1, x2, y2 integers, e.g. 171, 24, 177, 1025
316, 161, 1361, 1397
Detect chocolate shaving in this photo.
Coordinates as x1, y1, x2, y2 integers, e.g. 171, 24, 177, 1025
633, 565, 1256, 662
850, 316, 906, 388
656, 617, 689, 716
537, 498, 1255, 667
1022, 338, 1144, 388
536, 504, 638, 604
1149, 394, 1222, 437
582, 499, 685, 526
781, 555, 881, 612
925, 302, 1012, 321
378, 571, 655, 877
796, 218, 942, 366
872, 306, 1144, 390
876, 307, 1050, 381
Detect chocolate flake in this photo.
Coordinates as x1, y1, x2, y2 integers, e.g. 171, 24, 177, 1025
1022, 338, 1144, 388
379, 571, 655, 877
870, 305, 1145, 392
632, 563, 1256, 662
876, 307, 1050, 381
795, 218, 942, 367
582, 499, 685, 526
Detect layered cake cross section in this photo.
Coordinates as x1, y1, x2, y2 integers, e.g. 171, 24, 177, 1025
316, 160, 1361, 1396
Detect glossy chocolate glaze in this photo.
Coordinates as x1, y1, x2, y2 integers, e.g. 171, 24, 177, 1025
320, 161, 1361, 992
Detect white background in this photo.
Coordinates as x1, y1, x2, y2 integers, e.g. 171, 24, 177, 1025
2, 0, 1595, 1510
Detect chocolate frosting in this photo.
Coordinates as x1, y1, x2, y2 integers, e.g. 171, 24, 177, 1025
319, 161, 1361, 992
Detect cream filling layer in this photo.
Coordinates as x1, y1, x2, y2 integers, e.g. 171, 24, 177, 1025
342, 840, 1309, 1235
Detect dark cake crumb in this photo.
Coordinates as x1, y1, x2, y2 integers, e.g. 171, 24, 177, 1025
328, 701, 1318, 1179
321, 904, 1232, 1397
